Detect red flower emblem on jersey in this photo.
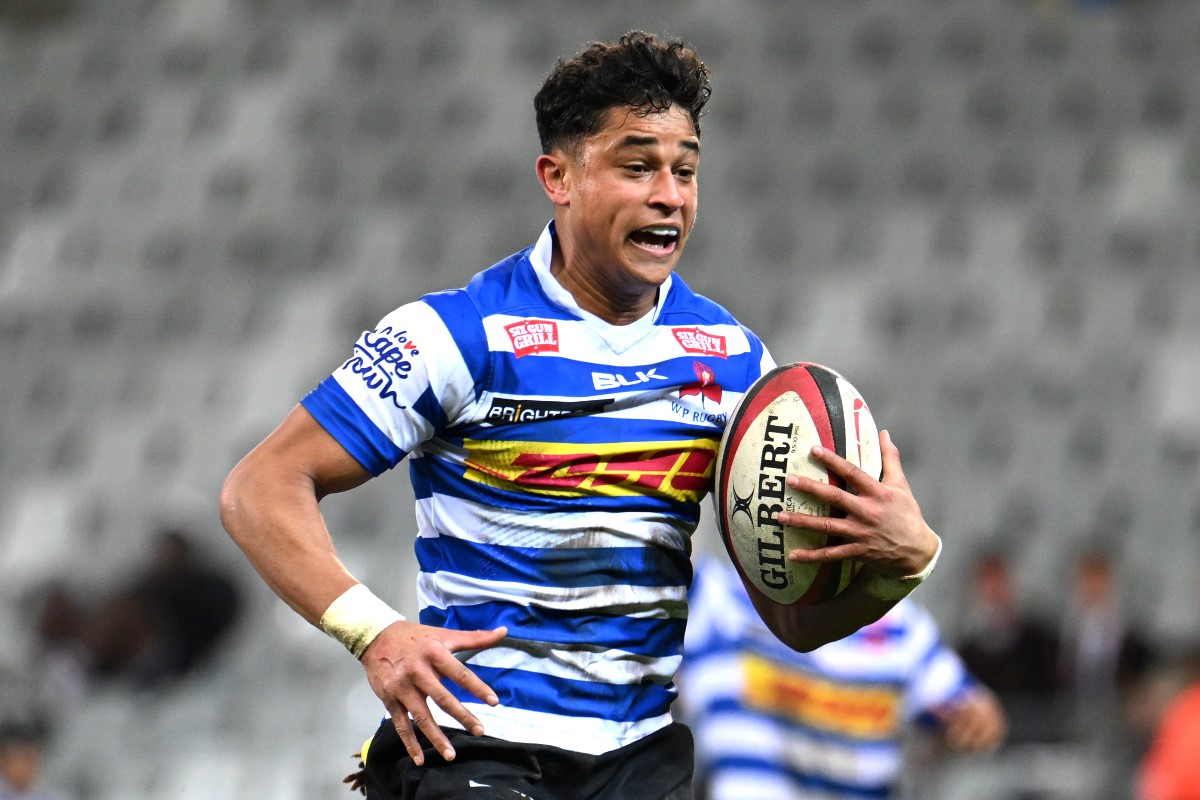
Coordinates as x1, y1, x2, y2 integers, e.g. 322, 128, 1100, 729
679, 360, 722, 404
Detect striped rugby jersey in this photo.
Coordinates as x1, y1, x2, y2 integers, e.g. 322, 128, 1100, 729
681, 557, 974, 799
301, 222, 774, 754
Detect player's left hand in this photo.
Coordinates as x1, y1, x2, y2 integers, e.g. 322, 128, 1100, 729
342, 751, 366, 795
776, 429, 939, 577
935, 688, 1007, 753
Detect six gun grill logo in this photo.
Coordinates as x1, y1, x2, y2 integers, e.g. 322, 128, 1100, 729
505, 319, 559, 357
672, 327, 727, 358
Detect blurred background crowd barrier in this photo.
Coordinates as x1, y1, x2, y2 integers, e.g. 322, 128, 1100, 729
2, 0, 1200, 798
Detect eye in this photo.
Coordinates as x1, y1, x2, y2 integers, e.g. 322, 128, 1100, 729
625, 163, 649, 175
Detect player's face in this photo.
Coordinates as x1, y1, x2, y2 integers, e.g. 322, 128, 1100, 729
548, 105, 699, 319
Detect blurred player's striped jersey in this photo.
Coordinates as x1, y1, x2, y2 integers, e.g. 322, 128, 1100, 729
301, 222, 772, 754
682, 558, 974, 799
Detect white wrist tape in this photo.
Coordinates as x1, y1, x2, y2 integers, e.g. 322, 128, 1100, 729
320, 584, 404, 659
863, 534, 942, 602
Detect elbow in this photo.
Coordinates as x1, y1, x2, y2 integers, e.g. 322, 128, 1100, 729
762, 619, 821, 654
782, 633, 824, 654
749, 595, 833, 653
219, 461, 251, 543
770, 613, 835, 654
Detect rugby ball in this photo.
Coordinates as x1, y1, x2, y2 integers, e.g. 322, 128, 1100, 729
714, 363, 882, 607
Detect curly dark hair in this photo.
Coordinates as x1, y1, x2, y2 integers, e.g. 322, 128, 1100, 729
534, 30, 712, 155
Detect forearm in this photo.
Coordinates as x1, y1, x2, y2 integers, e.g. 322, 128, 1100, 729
220, 456, 358, 627
751, 533, 942, 652
749, 575, 900, 652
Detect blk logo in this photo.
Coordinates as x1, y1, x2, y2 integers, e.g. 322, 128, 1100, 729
591, 368, 669, 391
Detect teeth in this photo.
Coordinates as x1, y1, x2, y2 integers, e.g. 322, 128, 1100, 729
643, 227, 679, 237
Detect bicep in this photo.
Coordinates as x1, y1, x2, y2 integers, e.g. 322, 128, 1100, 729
220, 405, 374, 625
231, 404, 374, 500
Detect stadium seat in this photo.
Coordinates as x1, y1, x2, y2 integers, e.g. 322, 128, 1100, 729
2, 2, 1198, 798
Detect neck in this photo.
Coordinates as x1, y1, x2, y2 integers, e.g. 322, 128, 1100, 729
549, 240, 657, 326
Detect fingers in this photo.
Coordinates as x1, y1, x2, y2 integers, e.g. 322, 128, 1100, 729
944, 713, 982, 751
786, 540, 863, 564
806, 444, 875, 496
783, 441, 890, 520
433, 650, 500, 710
385, 662, 484, 764
783, 471, 866, 522
440, 626, 507, 711
389, 703, 428, 764
342, 768, 366, 795
940, 694, 1007, 753
386, 681, 462, 764
365, 624, 509, 766
453, 625, 509, 651
801, 432, 910, 493
777, 471, 870, 563
778, 435, 925, 559
878, 430, 909, 487
947, 715, 997, 752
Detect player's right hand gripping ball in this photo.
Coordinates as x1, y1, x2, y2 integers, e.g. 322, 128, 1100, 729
714, 363, 882, 607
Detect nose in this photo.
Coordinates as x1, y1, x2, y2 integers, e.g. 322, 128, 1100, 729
648, 168, 686, 212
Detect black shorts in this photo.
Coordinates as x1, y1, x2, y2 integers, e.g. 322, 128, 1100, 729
361, 719, 694, 800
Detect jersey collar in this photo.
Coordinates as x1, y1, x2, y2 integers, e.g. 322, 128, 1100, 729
529, 222, 673, 354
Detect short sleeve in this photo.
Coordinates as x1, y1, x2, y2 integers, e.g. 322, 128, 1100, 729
301, 298, 483, 476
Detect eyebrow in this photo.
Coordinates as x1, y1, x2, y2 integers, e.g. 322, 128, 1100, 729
616, 134, 700, 153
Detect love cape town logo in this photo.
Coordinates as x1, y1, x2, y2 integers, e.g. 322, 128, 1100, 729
342, 326, 420, 409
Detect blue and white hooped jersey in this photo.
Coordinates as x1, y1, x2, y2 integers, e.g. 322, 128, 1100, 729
681, 557, 974, 800
302, 223, 774, 755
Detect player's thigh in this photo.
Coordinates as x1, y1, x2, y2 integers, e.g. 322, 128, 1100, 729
587, 722, 695, 800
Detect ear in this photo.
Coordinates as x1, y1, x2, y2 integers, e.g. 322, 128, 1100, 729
535, 152, 572, 207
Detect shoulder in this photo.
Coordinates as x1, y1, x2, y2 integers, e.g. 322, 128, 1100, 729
660, 273, 750, 329
386, 248, 536, 351
460, 244, 551, 315
659, 275, 770, 369
391, 243, 541, 326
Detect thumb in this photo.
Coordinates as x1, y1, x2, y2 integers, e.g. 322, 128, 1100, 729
446, 625, 509, 652
878, 430, 908, 486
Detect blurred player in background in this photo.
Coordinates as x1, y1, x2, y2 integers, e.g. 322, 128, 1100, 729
220, 31, 941, 800
680, 555, 1005, 800
0, 720, 61, 800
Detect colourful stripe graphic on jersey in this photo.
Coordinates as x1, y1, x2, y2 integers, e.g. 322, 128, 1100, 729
462, 438, 717, 502
741, 653, 901, 740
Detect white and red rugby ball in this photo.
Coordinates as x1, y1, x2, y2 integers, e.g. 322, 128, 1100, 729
714, 362, 883, 608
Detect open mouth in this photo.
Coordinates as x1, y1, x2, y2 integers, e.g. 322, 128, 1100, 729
629, 225, 681, 255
